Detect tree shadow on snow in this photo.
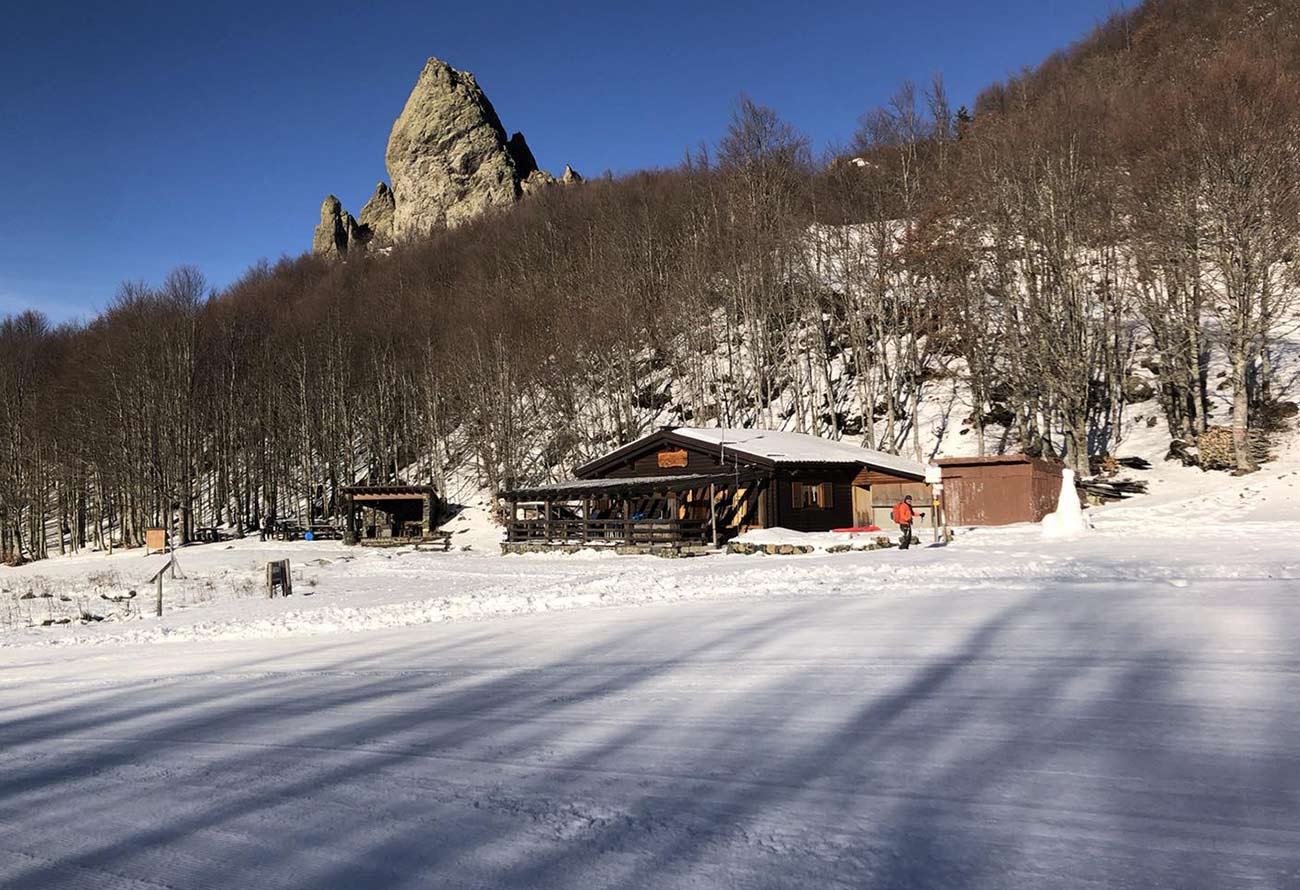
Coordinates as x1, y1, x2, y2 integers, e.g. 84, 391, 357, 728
0, 581, 1296, 889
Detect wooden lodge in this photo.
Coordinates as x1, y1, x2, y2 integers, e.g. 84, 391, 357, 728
498, 427, 933, 551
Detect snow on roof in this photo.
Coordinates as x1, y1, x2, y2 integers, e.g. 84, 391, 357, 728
671, 427, 928, 478
505, 473, 724, 497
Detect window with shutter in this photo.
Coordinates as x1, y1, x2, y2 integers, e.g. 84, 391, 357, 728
793, 482, 833, 509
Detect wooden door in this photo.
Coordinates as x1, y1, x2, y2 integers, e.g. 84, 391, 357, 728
852, 485, 873, 527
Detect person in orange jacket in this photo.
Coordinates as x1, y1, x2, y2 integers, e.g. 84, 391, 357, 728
892, 495, 924, 550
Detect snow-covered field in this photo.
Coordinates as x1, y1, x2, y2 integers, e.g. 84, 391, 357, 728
2, 457, 1299, 888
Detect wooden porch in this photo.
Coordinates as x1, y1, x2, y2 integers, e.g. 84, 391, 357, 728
506, 517, 709, 546
499, 471, 768, 551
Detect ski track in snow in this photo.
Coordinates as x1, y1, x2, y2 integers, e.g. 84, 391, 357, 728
3, 576, 1299, 889
1, 458, 1299, 888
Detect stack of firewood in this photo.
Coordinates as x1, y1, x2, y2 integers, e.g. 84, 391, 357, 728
1076, 477, 1148, 502
1090, 454, 1153, 476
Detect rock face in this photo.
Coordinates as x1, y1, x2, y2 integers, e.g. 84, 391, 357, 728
313, 190, 391, 259
312, 56, 584, 256
505, 132, 539, 179
313, 196, 357, 259
386, 58, 522, 238
519, 168, 556, 196
358, 182, 395, 246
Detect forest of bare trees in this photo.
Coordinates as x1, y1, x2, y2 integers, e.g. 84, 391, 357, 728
3, 0, 1298, 563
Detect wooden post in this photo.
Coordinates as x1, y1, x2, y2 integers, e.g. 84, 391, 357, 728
155, 568, 163, 617
623, 498, 632, 544
266, 559, 292, 597
544, 499, 553, 542
582, 497, 590, 543
931, 483, 941, 544
710, 482, 718, 548
344, 494, 357, 545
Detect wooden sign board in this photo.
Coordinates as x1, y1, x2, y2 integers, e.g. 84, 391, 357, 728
266, 559, 293, 598
657, 449, 689, 469
145, 528, 167, 554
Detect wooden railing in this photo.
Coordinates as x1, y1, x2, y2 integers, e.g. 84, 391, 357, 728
270, 522, 344, 541
507, 518, 708, 546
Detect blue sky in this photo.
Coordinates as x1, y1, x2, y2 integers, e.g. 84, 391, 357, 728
0, 0, 1126, 321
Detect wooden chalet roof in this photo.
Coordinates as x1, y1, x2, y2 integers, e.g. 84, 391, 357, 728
575, 427, 929, 480
500, 471, 763, 501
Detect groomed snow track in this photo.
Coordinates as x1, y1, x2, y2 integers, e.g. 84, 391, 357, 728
3, 569, 1299, 889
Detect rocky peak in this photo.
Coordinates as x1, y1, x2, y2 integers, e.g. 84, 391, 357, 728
358, 182, 396, 246
313, 196, 356, 259
385, 57, 521, 239
313, 56, 583, 257
506, 132, 539, 179
519, 168, 556, 196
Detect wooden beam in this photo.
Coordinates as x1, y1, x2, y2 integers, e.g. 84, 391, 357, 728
710, 482, 718, 548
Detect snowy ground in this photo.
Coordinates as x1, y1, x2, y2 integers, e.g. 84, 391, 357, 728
2, 458, 1299, 887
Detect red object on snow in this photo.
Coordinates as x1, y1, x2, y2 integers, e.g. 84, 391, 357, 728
832, 526, 881, 533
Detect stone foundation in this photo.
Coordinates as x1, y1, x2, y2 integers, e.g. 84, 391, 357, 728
500, 542, 716, 557
727, 536, 895, 556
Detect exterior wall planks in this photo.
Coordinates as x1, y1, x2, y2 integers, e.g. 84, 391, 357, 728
937, 455, 1063, 526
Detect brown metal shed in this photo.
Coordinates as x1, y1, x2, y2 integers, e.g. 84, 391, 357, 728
936, 455, 1063, 526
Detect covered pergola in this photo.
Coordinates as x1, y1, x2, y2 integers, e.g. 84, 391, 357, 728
341, 485, 440, 545
500, 471, 767, 549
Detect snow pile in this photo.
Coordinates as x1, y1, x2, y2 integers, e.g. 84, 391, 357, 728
1041, 468, 1091, 540
731, 527, 885, 552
